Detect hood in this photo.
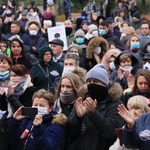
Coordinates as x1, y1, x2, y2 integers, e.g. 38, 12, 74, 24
39, 45, 53, 64
139, 36, 150, 57
114, 50, 139, 69
25, 19, 41, 31
86, 36, 109, 59
108, 81, 123, 101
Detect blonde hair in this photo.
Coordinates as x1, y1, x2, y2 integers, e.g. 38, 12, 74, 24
119, 53, 132, 63
127, 95, 150, 113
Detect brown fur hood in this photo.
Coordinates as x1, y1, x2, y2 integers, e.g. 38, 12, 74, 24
25, 20, 41, 31
86, 36, 109, 59
108, 81, 123, 102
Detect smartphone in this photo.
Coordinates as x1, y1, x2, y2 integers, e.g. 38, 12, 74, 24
22, 107, 38, 118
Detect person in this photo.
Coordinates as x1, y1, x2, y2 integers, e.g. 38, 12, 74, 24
118, 97, 150, 150
131, 11, 141, 30
110, 95, 150, 150
110, 50, 140, 90
0, 64, 37, 117
31, 45, 63, 94
101, 48, 121, 76
25, 20, 48, 58
6, 89, 67, 150
49, 39, 65, 66
0, 35, 9, 55
27, 7, 40, 22
99, 21, 125, 51
67, 63, 124, 150
123, 69, 150, 107
142, 53, 150, 70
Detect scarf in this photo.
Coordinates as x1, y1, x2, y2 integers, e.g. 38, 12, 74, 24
43, 11, 52, 19
0, 71, 9, 81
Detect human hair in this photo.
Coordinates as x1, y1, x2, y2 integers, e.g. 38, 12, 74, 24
99, 21, 109, 27
11, 21, 22, 28
32, 89, 54, 106
127, 34, 140, 47
10, 64, 30, 76
121, 21, 131, 27
56, 72, 82, 98
127, 95, 150, 113
10, 38, 24, 49
140, 21, 150, 29
0, 55, 13, 68
119, 53, 132, 64
132, 69, 150, 95
65, 52, 79, 66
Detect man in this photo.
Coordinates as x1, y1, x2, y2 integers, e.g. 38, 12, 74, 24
67, 63, 124, 150
49, 39, 65, 66
6, 21, 31, 47
139, 21, 150, 38
64, 19, 75, 47
99, 21, 125, 51
31, 45, 63, 94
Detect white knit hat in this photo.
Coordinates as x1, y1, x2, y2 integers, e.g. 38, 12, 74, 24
43, 20, 52, 27
87, 24, 98, 33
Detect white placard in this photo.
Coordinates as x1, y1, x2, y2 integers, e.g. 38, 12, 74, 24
48, 25, 67, 51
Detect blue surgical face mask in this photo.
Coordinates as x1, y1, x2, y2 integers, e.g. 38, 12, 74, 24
75, 38, 84, 44
131, 42, 140, 49
99, 29, 106, 35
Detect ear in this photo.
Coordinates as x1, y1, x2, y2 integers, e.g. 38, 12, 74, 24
48, 106, 53, 113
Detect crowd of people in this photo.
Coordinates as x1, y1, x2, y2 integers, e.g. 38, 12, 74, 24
0, 0, 150, 150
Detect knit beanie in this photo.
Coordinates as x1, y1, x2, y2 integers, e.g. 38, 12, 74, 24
74, 29, 85, 38
43, 20, 52, 27
132, 11, 141, 19
87, 24, 98, 33
86, 64, 109, 86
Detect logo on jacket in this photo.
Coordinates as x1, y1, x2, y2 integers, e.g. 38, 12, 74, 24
50, 70, 59, 76
139, 130, 150, 141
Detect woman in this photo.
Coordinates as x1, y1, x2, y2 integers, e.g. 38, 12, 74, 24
7, 89, 67, 150
27, 7, 40, 22
118, 96, 150, 150
10, 36, 32, 70
54, 72, 82, 117
123, 69, 150, 107
0, 55, 13, 87
110, 95, 150, 150
0, 64, 37, 117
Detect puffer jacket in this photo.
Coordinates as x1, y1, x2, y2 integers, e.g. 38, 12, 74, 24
67, 81, 124, 150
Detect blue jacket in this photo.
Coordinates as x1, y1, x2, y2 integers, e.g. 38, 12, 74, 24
124, 113, 150, 150
7, 111, 64, 150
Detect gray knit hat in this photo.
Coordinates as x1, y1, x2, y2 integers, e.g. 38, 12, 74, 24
74, 29, 85, 39
87, 24, 98, 33
86, 64, 109, 86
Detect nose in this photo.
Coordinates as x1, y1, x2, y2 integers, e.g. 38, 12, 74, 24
62, 86, 67, 92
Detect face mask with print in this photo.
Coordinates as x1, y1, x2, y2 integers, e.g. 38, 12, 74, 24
119, 66, 133, 71
75, 38, 84, 44
94, 47, 101, 54
146, 45, 150, 53
29, 30, 37, 36
92, 30, 98, 37
62, 66, 75, 76
109, 61, 116, 71
32, 106, 48, 116
143, 62, 150, 70
99, 29, 106, 36
131, 42, 140, 49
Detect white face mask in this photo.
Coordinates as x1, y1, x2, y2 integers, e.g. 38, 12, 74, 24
143, 62, 150, 70
109, 61, 116, 71
62, 66, 75, 76
94, 47, 101, 54
8, 17, 13, 22
119, 66, 133, 71
92, 30, 98, 37
29, 30, 37, 36
32, 106, 48, 116
146, 45, 150, 53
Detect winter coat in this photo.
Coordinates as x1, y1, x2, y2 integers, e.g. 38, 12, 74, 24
110, 50, 140, 90
31, 46, 63, 91
102, 30, 125, 51
7, 111, 67, 150
124, 113, 150, 150
81, 36, 109, 71
67, 82, 124, 150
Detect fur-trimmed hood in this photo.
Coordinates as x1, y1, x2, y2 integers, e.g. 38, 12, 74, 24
108, 81, 123, 102
25, 19, 41, 31
86, 36, 109, 60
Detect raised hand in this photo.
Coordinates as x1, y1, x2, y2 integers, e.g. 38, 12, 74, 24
84, 97, 97, 115
76, 97, 86, 118
33, 115, 43, 126
7, 85, 14, 96
13, 106, 25, 120
117, 68, 124, 80
118, 104, 135, 129
127, 73, 134, 88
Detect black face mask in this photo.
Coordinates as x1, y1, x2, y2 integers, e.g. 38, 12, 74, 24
87, 84, 108, 103
65, 27, 73, 36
